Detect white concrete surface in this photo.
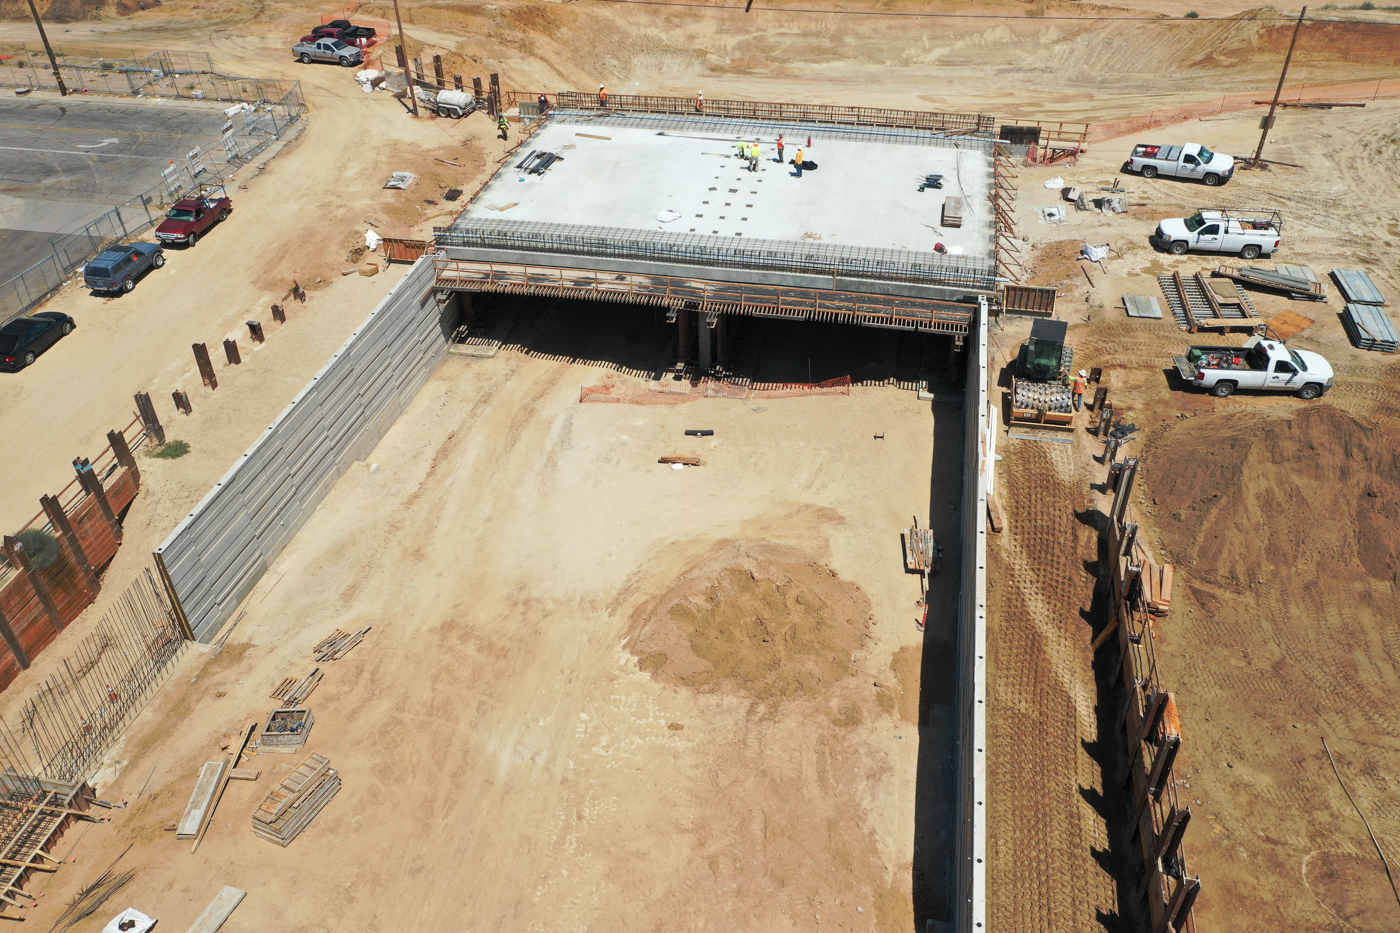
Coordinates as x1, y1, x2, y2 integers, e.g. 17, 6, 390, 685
464, 116, 995, 259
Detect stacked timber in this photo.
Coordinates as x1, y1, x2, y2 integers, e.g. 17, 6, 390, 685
313, 627, 370, 661
251, 753, 339, 847
1144, 562, 1173, 618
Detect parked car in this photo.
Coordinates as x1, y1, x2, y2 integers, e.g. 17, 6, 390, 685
1173, 336, 1333, 399
311, 23, 376, 44
1152, 209, 1282, 259
84, 243, 165, 294
291, 38, 364, 66
0, 312, 75, 371
155, 194, 232, 247
1125, 142, 1236, 186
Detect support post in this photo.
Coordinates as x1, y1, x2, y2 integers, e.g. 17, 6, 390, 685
675, 307, 692, 366
153, 552, 195, 641
173, 389, 192, 415
40, 495, 98, 595
24, 0, 66, 96
106, 428, 139, 488
433, 54, 445, 89
698, 313, 714, 373
1251, 6, 1307, 166
453, 75, 463, 91
193, 342, 217, 390
1146, 735, 1181, 801
1153, 806, 1191, 864
134, 391, 165, 446
271, 302, 286, 324
1156, 878, 1201, 933
246, 321, 264, 344
0, 603, 29, 670
391, 0, 417, 116
489, 73, 500, 116
2, 537, 64, 633
473, 76, 483, 101
74, 461, 120, 543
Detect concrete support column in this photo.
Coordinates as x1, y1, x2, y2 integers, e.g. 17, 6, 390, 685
676, 308, 692, 366
715, 313, 728, 369
698, 317, 713, 373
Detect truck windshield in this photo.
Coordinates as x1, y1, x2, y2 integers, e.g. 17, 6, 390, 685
167, 208, 196, 221
1290, 349, 1309, 372
1184, 213, 1206, 233
1198, 146, 1215, 164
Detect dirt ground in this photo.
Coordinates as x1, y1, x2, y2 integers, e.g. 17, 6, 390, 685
0, 0, 1396, 931
18, 301, 956, 933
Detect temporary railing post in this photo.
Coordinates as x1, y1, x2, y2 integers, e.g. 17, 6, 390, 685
2, 536, 65, 633
41, 494, 99, 595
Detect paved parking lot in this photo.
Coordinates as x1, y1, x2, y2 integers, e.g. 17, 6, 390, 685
0, 97, 237, 286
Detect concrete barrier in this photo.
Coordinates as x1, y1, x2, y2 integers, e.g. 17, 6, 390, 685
955, 298, 990, 933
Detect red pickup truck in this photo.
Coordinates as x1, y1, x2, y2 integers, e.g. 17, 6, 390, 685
155, 195, 232, 247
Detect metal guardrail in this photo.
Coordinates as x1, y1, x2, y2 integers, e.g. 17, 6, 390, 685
436, 220, 998, 293
510, 90, 994, 135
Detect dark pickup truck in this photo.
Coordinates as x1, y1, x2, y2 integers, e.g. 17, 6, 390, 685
84, 243, 164, 294
155, 195, 232, 247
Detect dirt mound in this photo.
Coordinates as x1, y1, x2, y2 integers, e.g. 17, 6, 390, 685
1143, 404, 1400, 586
627, 544, 873, 700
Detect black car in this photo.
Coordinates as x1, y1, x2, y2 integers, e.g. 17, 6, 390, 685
0, 312, 75, 371
84, 242, 164, 294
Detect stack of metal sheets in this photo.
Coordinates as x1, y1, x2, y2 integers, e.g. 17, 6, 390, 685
1342, 303, 1398, 353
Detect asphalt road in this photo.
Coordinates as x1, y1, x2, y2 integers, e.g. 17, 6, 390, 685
0, 97, 237, 292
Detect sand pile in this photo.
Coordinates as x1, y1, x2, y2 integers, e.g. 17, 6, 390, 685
627, 544, 873, 700
1143, 404, 1400, 589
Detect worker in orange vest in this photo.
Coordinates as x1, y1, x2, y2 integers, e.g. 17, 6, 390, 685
599, 84, 608, 107
1072, 369, 1088, 410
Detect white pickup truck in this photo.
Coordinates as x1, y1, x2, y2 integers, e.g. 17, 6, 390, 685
1153, 209, 1282, 260
1174, 337, 1333, 399
1127, 142, 1236, 186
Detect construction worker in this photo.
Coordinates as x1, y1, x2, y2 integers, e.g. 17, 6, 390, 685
1072, 369, 1088, 411
497, 113, 509, 140
599, 84, 608, 107
537, 93, 549, 115
776, 134, 784, 163
736, 139, 748, 160
696, 91, 704, 112
793, 147, 804, 177
748, 142, 760, 172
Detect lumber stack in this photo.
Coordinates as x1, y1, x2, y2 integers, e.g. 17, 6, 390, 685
251, 753, 339, 847
1144, 562, 1173, 617
313, 626, 370, 661
1342, 303, 1399, 353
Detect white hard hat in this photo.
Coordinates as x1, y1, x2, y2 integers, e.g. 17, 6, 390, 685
1079, 369, 1087, 377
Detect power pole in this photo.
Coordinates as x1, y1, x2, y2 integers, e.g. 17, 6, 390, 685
1250, 5, 1307, 167
391, 0, 417, 116
26, 0, 66, 97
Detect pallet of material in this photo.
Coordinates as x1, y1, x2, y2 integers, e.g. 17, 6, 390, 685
313, 626, 370, 661
902, 526, 937, 573
1342, 302, 1399, 353
251, 753, 339, 847
1213, 265, 1328, 301
941, 196, 964, 228
1158, 271, 1261, 332
1331, 268, 1387, 306
176, 761, 227, 839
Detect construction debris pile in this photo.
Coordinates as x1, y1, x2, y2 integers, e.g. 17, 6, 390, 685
251, 752, 339, 847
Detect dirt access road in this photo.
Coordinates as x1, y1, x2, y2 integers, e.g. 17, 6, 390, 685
18, 300, 962, 933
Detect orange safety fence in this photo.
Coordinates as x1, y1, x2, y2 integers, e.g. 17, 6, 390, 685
581, 376, 852, 404
1087, 76, 1400, 143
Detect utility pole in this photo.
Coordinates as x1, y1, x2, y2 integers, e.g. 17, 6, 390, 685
1250, 5, 1306, 167
391, 0, 417, 116
26, 0, 66, 97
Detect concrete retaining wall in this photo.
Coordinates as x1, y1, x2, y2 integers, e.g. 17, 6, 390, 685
955, 299, 990, 932
154, 258, 455, 642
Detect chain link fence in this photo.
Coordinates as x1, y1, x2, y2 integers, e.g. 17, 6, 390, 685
0, 47, 305, 325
